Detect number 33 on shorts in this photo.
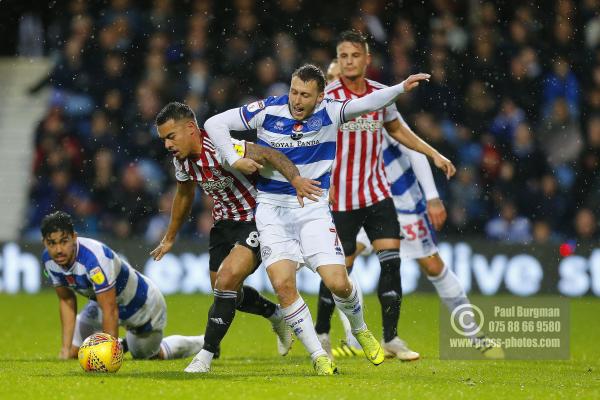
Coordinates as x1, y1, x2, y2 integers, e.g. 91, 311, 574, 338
401, 216, 428, 241
246, 231, 260, 248
398, 212, 437, 259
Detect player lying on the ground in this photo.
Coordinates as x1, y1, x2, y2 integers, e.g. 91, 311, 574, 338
315, 31, 456, 361
41, 211, 204, 360
150, 102, 322, 373
203, 63, 455, 375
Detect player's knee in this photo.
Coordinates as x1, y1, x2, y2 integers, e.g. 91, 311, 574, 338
345, 254, 357, 267
130, 347, 154, 359
418, 255, 444, 277
271, 277, 294, 293
373, 239, 401, 252
215, 266, 243, 291
270, 277, 296, 301
323, 273, 352, 298
129, 343, 159, 360
329, 283, 352, 298
421, 263, 443, 277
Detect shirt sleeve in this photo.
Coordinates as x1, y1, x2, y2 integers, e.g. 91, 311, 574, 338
383, 101, 399, 123
88, 264, 116, 294
403, 144, 440, 200
44, 265, 65, 287
239, 98, 270, 130
324, 98, 350, 126
342, 82, 405, 122
42, 251, 65, 286
173, 157, 190, 182
204, 108, 254, 165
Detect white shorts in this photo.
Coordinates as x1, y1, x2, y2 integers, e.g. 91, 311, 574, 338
397, 211, 438, 259
354, 211, 438, 260
255, 202, 345, 272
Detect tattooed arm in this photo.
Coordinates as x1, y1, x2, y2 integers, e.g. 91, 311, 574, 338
245, 142, 323, 207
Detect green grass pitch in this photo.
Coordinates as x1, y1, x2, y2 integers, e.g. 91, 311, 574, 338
1, 292, 599, 399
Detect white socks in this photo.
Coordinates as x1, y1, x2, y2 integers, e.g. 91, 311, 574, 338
428, 265, 475, 336
282, 296, 326, 360
160, 335, 205, 360
337, 275, 364, 347
427, 265, 469, 310
332, 283, 367, 334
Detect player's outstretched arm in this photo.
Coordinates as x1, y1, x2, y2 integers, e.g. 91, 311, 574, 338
204, 108, 260, 174
404, 144, 437, 196
96, 287, 119, 339
342, 73, 431, 121
403, 144, 447, 230
55, 286, 77, 359
384, 117, 456, 179
150, 180, 196, 261
245, 143, 323, 207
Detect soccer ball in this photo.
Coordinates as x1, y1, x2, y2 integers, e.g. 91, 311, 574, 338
78, 333, 123, 373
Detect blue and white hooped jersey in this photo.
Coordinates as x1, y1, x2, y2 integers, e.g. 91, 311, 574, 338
239, 95, 347, 207
43, 237, 163, 329
382, 132, 426, 214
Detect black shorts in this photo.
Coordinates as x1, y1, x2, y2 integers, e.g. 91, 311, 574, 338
208, 219, 261, 272
332, 197, 401, 255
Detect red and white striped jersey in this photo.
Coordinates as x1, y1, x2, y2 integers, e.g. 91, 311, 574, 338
326, 78, 399, 211
173, 130, 257, 222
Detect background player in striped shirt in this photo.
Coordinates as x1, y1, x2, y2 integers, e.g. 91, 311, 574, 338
151, 102, 321, 373
352, 134, 503, 359
42, 211, 205, 360
203, 64, 453, 374
315, 31, 456, 360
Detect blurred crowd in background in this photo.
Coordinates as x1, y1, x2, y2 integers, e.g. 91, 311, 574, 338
14, 0, 600, 245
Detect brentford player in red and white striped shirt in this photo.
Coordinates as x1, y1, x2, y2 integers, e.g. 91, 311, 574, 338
172, 129, 256, 222
150, 102, 322, 373
327, 77, 395, 211
315, 31, 454, 361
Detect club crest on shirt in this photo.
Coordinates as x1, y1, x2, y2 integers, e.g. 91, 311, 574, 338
247, 100, 265, 113
90, 267, 105, 285
307, 117, 322, 131
65, 275, 76, 286
291, 123, 303, 140
274, 120, 285, 131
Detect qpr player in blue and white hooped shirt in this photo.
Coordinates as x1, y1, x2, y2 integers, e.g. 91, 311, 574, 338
202, 65, 441, 372
43, 237, 166, 333
41, 211, 204, 361
352, 118, 497, 358
381, 125, 440, 259
355, 125, 442, 260
205, 67, 439, 271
